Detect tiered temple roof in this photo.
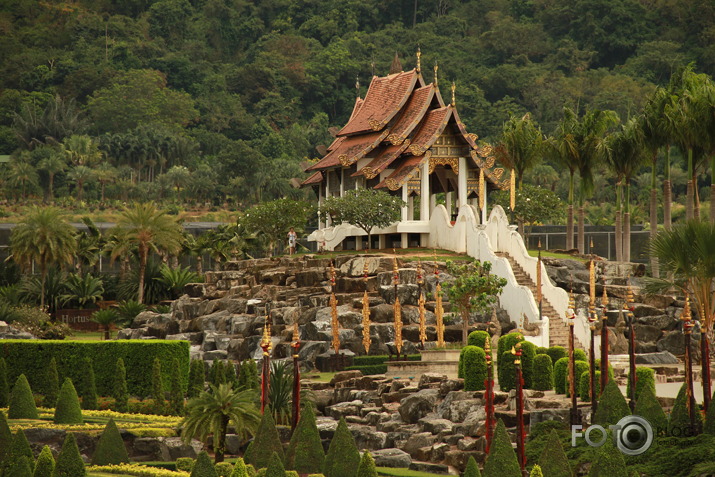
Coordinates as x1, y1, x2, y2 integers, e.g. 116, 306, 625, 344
303, 60, 508, 192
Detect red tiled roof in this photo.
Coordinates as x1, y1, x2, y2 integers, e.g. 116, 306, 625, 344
349, 96, 364, 121
452, 108, 479, 149
386, 85, 434, 146
326, 136, 345, 152
352, 143, 409, 179
307, 131, 387, 170
407, 107, 452, 156
375, 155, 424, 190
300, 171, 323, 187
338, 70, 418, 136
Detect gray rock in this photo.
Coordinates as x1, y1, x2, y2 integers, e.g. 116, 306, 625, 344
325, 400, 363, 420
350, 425, 388, 450
203, 350, 228, 361
418, 373, 448, 389
636, 314, 678, 331
399, 389, 439, 424
403, 432, 436, 457
316, 417, 339, 440
409, 462, 450, 475
657, 330, 701, 357
162, 437, 202, 459
372, 448, 412, 468
635, 351, 679, 365
418, 417, 453, 435
632, 324, 662, 343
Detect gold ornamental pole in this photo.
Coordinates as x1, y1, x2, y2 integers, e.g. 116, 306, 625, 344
588, 244, 597, 413
568, 286, 578, 426
361, 258, 372, 354
510, 168, 516, 211
536, 238, 542, 321
479, 169, 485, 211
393, 253, 403, 359
434, 252, 445, 348
417, 260, 427, 348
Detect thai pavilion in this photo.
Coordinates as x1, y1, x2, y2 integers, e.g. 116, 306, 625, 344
301, 50, 511, 251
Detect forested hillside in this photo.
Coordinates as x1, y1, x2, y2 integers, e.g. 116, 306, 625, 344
1, 0, 714, 210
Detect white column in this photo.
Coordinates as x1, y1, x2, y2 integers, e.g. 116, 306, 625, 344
446, 192, 452, 216
401, 184, 409, 222
340, 168, 345, 197
408, 196, 414, 221
458, 157, 467, 208
355, 236, 362, 250
378, 235, 386, 249
430, 193, 436, 215
401, 233, 408, 248
420, 162, 430, 221
325, 173, 332, 227
318, 182, 324, 230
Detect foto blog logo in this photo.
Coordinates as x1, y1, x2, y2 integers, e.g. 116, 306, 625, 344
572, 415, 654, 456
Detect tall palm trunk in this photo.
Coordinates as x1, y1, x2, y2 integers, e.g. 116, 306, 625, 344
215, 415, 229, 463
664, 146, 672, 230
48, 173, 55, 203
650, 156, 659, 277
578, 204, 585, 254
686, 149, 694, 221
624, 182, 631, 262
615, 184, 622, 261
196, 256, 203, 276
694, 173, 701, 221
138, 247, 147, 304
40, 264, 47, 311
566, 172, 574, 250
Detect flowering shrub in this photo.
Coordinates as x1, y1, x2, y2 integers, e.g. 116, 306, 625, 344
87, 464, 189, 476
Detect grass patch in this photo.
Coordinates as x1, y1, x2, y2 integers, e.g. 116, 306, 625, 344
527, 249, 586, 262
377, 467, 445, 477
71, 331, 112, 341
303, 372, 337, 383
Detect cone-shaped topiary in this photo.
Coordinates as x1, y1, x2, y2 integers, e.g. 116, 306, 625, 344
113, 359, 128, 413
53, 433, 86, 477
266, 451, 286, 477
7, 455, 33, 477
244, 411, 285, 469
669, 382, 702, 434
356, 451, 377, 477
190, 451, 218, 477
537, 430, 572, 477
43, 358, 59, 408
188, 359, 205, 398
286, 404, 325, 474
91, 418, 129, 465
10, 429, 34, 465
0, 410, 12, 464
546, 347, 566, 366
33, 445, 55, 477
238, 360, 260, 390
468, 330, 489, 349
520, 341, 536, 389
323, 418, 360, 477
81, 358, 97, 411
530, 465, 544, 477
593, 379, 630, 426
8, 374, 38, 419
626, 367, 655, 402
462, 346, 487, 391
53, 378, 83, 424
152, 358, 165, 414
565, 361, 589, 398
463, 456, 482, 477
587, 439, 628, 477
230, 458, 249, 477
0, 358, 8, 408
169, 358, 184, 416
635, 385, 667, 435
483, 419, 521, 477
215, 462, 234, 477
224, 362, 238, 389
532, 354, 553, 391
579, 370, 601, 402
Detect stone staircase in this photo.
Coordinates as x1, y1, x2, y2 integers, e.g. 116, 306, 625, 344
494, 252, 585, 350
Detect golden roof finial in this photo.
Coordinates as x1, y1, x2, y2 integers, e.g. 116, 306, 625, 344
538, 237, 541, 249
355, 75, 360, 97
451, 81, 456, 107
292, 322, 299, 344
434, 63, 439, 88
416, 46, 421, 73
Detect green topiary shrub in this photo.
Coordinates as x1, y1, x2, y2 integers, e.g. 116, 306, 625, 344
323, 418, 360, 477
553, 357, 569, 395
530, 465, 543, 477
54, 433, 86, 477
43, 358, 59, 408
566, 361, 589, 398
635, 385, 667, 435
537, 430, 572, 477
461, 346, 487, 391
626, 367, 655, 402
266, 452, 286, 477
458, 347, 467, 379
532, 354, 553, 391
535, 346, 548, 356
587, 439, 628, 477
176, 457, 195, 472
520, 341, 536, 389
497, 333, 524, 386
594, 359, 615, 383
7, 455, 32, 477
579, 370, 599, 402
224, 362, 238, 389
230, 458, 248, 477
546, 347, 567, 367
0, 358, 8, 408
209, 360, 225, 387
191, 451, 218, 477
669, 382, 703, 435
574, 349, 587, 362
499, 350, 518, 392
238, 360, 259, 390
467, 330, 489, 349
0, 410, 12, 464
286, 404, 325, 474
81, 358, 97, 411
169, 358, 184, 416
8, 374, 38, 419
483, 419, 521, 477
188, 359, 205, 398
33, 445, 55, 477
244, 411, 285, 469
246, 464, 256, 477
593, 380, 630, 426
91, 418, 129, 465
152, 358, 165, 414
10, 429, 33, 465
215, 462, 234, 477
53, 378, 83, 424
463, 456, 482, 477
113, 359, 128, 413
285, 472, 298, 477
356, 451, 377, 477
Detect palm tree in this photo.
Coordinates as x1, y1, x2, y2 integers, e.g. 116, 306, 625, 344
94, 162, 116, 203
60, 273, 104, 309
68, 165, 95, 201
181, 383, 260, 463
183, 232, 210, 276
6, 155, 39, 200
63, 134, 102, 167
113, 203, 183, 304
606, 118, 648, 262
92, 309, 120, 340
37, 150, 67, 202
10, 207, 76, 310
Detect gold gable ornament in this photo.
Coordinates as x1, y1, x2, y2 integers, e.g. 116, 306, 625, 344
510, 168, 516, 211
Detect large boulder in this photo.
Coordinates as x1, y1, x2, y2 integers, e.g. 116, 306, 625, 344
398, 389, 439, 424
402, 432, 436, 457
657, 330, 701, 357
350, 425, 388, 450
372, 448, 412, 468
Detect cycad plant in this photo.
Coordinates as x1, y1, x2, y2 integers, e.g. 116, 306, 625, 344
60, 273, 104, 309
158, 265, 202, 299
92, 309, 120, 340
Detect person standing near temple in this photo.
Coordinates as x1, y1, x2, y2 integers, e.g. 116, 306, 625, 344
287, 227, 297, 255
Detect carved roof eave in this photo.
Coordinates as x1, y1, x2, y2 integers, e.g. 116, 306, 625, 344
307, 131, 387, 171
375, 152, 431, 191
300, 171, 323, 188
407, 107, 452, 157
352, 142, 411, 179
470, 148, 509, 189
451, 108, 479, 150
386, 85, 435, 146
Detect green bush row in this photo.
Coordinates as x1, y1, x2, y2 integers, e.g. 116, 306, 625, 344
0, 340, 189, 398
351, 355, 420, 366
344, 365, 387, 375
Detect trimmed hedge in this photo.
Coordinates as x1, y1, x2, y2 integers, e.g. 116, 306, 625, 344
230, 458, 249, 477
566, 361, 589, 398
579, 370, 600, 402
669, 382, 703, 434
244, 411, 284, 469
8, 374, 38, 419
587, 440, 628, 477
92, 418, 129, 465
188, 359, 205, 398
344, 365, 386, 375
467, 330, 489, 349
532, 354, 553, 391
81, 358, 98, 410
7, 455, 32, 477
626, 367, 655, 401
356, 452, 377, 477
34, 445, 55, 477
191, 451, 218, 477
553, 354, 587, 395
530, 465, 544, 477
10, 429, 33, 465
520, 341, 536, 389
546, 347, 566, 367
351, 355, 420, 366
464, 456, 482, 477
266, 452, 286, 477
0, 411, 12, 465
215, 462, 234, 477
0, 340, 189, 398
54, 378, 83, 424
0, 358, 7, 407
43, 357, 59, 408
461, 346, 487, 391
114, 358, 129, 412
574, 349, 587, 362
635, 385, 668, 434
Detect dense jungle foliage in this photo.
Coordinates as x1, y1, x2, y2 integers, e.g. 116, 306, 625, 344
1, 0, 714, 211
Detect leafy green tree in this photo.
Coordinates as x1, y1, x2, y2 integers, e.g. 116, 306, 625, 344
492, 185, 564, 241
159, 264, 202, 299
320, 189, 405, 249
444, 260, 507, 344
530, 465, 544, 477
8, 374, 38, 419
54, 378, 83, 424
182, 384, 260, 464
537, 430, 572, 477
112, 203, 183, 304
483, 419, 521, 477
92, 309, 119, 340
33, 445, 55, 477
238, 360, 260, 391
6, 155, 39, 200
495, 113, 544, 188
241, 199, 314, 256
91, 419, 129, 465
10, 207, 76, 310
286, 404, 325, 474
323, 418, 360, 477
188, 359, 205, 398
113, 358, 129, 413
36, 150, 66, 202
60, 273, 104, 309
268, 361, 293, 426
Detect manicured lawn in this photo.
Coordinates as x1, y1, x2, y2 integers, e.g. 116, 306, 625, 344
304, 372, 336, 383
527, 249, 586, 262
377, 467, 445, 477
71, 331, 112, 340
